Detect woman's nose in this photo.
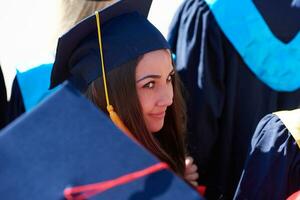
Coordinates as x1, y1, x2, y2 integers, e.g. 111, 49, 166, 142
156, 86, 173, 107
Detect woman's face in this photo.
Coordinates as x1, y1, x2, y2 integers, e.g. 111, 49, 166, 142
135, 49, 174, 133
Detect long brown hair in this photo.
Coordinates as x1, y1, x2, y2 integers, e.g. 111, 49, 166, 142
85, 56, 187, 176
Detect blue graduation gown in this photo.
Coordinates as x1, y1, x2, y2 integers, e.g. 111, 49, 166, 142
6, 63, 54, 125
168, 0, 300, 198
234, 110, 300, 199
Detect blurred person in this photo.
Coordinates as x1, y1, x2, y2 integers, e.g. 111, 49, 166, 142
168, 0, 300, 198
6, 0, 115, 125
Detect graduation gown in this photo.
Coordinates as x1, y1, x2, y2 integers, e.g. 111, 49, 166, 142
168, 0, 300, 199
234, 110, 300, 199
0, 66, 7, 129
7, 76, 25, 124
6, 63, 54, 125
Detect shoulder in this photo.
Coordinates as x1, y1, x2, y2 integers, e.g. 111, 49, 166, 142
251, 110, 300, 153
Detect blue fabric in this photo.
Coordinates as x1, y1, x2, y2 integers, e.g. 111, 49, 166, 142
252, 0, 300, 43
292, 0, 300, 8
0, 82, 203, 200
168, 0, 300, 198
16, 63, 58, 111
234, 114, 300, 199
0, 66, 7, 128
205, 0, 300, 91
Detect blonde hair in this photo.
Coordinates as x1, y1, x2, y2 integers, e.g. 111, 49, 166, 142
50, 0, 115, 53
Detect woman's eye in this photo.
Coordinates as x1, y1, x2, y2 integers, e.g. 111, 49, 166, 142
143, 81, 155, 89
167, 75, 172, 82
167, 74, 174, 82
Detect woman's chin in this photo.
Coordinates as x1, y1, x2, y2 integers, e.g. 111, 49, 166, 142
149, 125, 163, 134
147, 121, 164, 133
146, 115, 164, 133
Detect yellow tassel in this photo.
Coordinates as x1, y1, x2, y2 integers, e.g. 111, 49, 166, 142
107, 105, 135, 140
95, 12, 135, 142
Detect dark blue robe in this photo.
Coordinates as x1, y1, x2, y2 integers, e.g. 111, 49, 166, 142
6, 63, 54, 126
234, 110, 300, 199
0, 66, 8, 129
168, 0, 300, 198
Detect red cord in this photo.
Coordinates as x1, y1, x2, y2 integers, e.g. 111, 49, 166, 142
64, 162, 169, 200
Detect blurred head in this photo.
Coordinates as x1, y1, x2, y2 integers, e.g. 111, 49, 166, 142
57, 0, 115, 32
50, 0, 115, 52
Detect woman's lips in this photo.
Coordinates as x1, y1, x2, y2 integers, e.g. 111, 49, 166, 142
149, 112, 166, 119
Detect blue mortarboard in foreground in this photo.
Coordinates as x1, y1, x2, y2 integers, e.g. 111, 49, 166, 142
0, 82, 202, 200
50, 0, 170, 90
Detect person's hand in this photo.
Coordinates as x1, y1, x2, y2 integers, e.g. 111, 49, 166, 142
184, 156, 199, 186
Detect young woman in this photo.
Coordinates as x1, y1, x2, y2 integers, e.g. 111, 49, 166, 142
85, 49, 198, 182
50, 0, 198, 186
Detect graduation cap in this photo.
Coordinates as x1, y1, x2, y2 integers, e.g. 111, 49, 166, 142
50, 0, 170, 135
0, 82, 203, 200
50, 0, 170, 90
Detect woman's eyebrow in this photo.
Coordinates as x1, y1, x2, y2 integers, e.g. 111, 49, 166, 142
136, 69, 174, 83
136, 74, 161, 83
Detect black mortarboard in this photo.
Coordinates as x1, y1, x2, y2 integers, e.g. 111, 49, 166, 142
0, 82, 202, 200
50, 0, 170, 90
